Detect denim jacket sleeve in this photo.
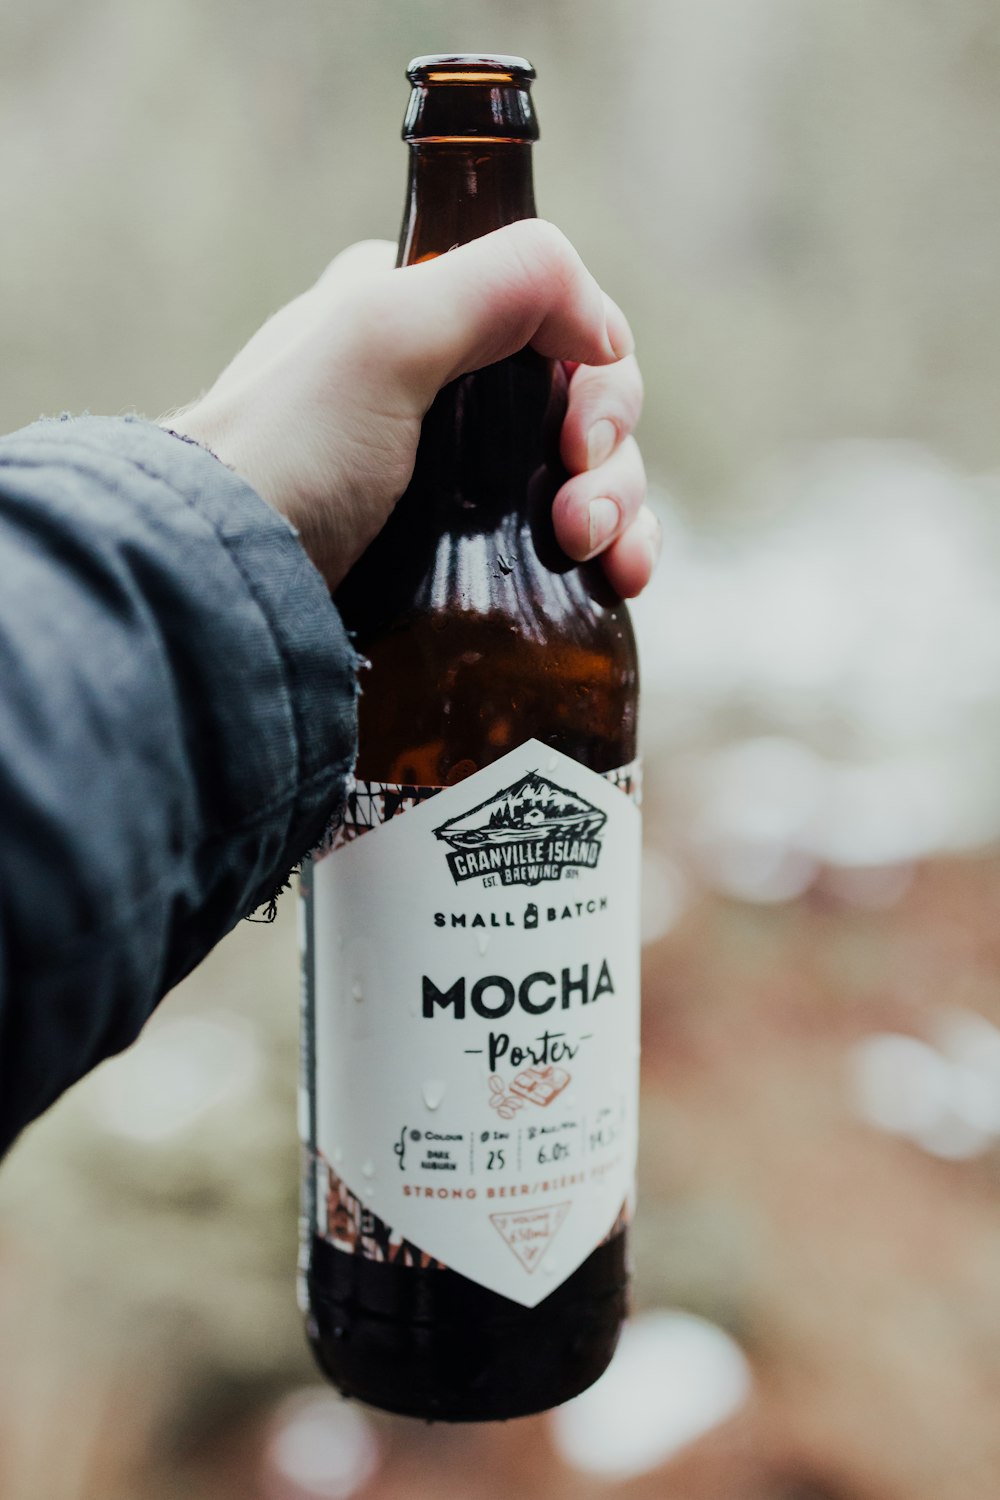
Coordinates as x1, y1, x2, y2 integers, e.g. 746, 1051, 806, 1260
0, 414, 358, 1154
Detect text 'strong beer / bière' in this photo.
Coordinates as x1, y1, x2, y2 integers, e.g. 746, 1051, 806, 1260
299, 54, 641, 1422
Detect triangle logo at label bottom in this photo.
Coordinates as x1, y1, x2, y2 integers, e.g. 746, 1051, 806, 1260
488, 1202, 572, 1272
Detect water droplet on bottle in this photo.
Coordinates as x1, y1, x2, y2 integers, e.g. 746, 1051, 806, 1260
336, 931, 345, 950
547, 755, 558, 771
422, 1079, 446, 1111
351, 978, 364, 1003
475, 929, 490, 957
361, 1159, 375, 1179
333, 1146, 343, 1165
542, 1256, 558, 1276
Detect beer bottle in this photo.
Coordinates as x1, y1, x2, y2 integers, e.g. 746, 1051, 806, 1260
299, 54, 641, 1422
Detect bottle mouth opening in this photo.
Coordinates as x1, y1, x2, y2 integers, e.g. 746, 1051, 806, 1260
403, 54, 538, 143
407, 54, 535, 86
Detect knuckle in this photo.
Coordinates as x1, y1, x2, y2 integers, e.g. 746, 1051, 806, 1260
509, 218, 581, 293
621, 353, 645, 408
618, 434, 646, 484
326, 238, 396, 275
638, 503, 660, 539
551, 476, 583, 521
603, 356, 644, 419
615, 444, 646, 516
324, 289, 377, 351
520, 217, 574, 262
572, 355, 644, 428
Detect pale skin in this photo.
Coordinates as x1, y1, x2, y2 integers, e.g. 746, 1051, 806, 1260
167, 220, 657, 599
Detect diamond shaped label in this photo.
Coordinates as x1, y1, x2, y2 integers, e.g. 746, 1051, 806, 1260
489, 1202, 572, 1272
309, 739, 641, 1306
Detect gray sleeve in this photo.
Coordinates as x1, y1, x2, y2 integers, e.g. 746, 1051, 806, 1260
0, 413, 358, 1153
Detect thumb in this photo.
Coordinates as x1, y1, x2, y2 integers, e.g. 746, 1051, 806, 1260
379, 220, 634, 408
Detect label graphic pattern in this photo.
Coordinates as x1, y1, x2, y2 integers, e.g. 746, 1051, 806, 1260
433, 771, 609, 887
301, 741, 641, 1308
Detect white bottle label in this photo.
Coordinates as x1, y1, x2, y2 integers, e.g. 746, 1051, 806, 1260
303, 739, 641, 1308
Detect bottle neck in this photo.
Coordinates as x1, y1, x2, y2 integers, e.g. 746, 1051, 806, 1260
397, 144, 537, 266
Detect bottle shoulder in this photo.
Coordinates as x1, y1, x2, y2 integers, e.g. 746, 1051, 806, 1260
343, 518, 637, 667
333, 351, 640, 781
348, 554, 639, 786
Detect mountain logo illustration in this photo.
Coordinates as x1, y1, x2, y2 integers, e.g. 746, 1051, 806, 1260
433, 771, 606, 887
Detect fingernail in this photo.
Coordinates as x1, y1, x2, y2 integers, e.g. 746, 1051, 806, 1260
588, 497, 621, 554
586, 419, 617, 469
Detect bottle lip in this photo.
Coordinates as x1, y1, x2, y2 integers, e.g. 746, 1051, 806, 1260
406, 54, 535, 85
403, 54, 538, 143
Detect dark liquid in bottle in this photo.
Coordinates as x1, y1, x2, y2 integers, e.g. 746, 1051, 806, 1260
302, 55, 638, 1422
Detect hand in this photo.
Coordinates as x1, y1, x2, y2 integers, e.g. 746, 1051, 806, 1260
165, 220, 657, 597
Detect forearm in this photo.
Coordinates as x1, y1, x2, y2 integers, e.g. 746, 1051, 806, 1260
0, 414, 357, 1153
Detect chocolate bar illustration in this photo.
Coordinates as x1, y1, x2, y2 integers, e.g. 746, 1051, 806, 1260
508, 1065, 571, 1108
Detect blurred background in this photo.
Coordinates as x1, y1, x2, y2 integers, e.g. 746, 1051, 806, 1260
3, 0, 1000, 1496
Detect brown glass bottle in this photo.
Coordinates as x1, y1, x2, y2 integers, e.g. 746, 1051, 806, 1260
300, 55, 639, 1422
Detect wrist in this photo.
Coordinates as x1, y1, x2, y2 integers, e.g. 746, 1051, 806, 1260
158, 417, 228, 471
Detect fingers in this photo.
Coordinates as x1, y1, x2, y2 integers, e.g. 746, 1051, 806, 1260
316, 238, 397, 288
359, 220, 634, 410
559, 354, 644, 475
552, 358, 657, 596
205, 241, 400, 389
599, 506, 662, 598
552, 434, 646, 562
552, 434, 659, 596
